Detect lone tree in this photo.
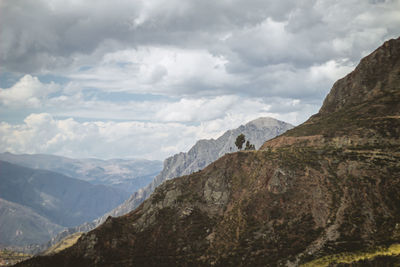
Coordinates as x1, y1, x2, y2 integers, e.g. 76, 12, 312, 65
245, 140, 255, 150
235, 134, 246, 150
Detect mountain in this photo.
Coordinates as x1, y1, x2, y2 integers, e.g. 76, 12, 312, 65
0, 153, 162, 194
15, 37, 400, 267
99, 117, 293, 220
0, 160, 131, 246
55, 117, 292, 234
151, 117, 293, 193
40, 117, 293, 252
0, 198, 63, 247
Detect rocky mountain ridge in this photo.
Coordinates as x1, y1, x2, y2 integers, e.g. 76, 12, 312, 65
87, 117, 292, 225
16, 37, 400, 266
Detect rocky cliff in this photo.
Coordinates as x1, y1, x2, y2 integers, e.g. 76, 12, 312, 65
15, 37, 400, 266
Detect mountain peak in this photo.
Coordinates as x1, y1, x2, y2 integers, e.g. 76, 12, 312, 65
245, 116, 288, 128
319, 36, 400, 115
262, 36, 400, 145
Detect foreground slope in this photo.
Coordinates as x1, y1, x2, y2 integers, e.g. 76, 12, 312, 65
16, 37, 400, 266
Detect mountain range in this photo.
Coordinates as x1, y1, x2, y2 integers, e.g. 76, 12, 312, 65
14, 36, 400, 266
0, 160, 130, 247
0, 153, 163, 194
0, 198, 63, 247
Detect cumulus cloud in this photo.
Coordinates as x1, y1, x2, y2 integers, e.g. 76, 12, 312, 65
0, 73, 313, 125
3, 0, 396, 102
62, 45, 353, 102
0, 112, 295, 160
0, 75, 59, 107
0, 113, 186, 160
68, 47, 240, 96
2, 0, 399, 76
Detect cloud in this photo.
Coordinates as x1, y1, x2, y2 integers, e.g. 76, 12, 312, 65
2, 0, 399, 75
0, 113, 252, 160
1, 0, 400, 159
155, 96, 241, 122
0, 74, 315, 126
3, 0, 396, 102
0, 113, 188, 160
0, 75, 60, 107
61, 45, 353, 103
0, 102, 310, 160
67, 47, 240, 96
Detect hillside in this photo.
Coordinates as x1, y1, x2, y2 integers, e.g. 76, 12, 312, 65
15, 37, 400, 266
0, 153, 162, 194
0, 161, 131, 247
0, 198, 63, 247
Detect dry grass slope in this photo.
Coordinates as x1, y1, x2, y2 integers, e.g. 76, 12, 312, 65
0, 250, 31, 266
301, 243, 400, 267
43, 232, 83, 255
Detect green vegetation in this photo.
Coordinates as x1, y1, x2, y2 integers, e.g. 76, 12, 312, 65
235, 134, 255, 150
235, 134, 245, 150
244, 140, 255, 150
301, 243, 400, 267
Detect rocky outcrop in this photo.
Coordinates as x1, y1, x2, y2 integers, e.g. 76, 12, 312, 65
16, 37, 400, 267
319, 37, 400, 115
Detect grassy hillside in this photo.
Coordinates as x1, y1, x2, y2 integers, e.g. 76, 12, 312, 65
43, 232, 83, 256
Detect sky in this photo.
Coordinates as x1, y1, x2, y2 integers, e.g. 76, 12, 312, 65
1, 0, 400, 160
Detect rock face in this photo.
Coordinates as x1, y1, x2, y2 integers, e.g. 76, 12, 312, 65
319, 38, 400, 115
0, 153, 163, 194
16, 37, 400, 266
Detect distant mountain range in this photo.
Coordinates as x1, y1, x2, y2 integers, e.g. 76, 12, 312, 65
0, 160, 130, 247
0, 198, 63, 247
0, 153, 162, 194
